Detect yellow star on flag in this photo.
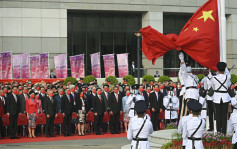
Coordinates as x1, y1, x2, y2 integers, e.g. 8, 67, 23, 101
198, 10, 215, 22
193, 27, 199, 32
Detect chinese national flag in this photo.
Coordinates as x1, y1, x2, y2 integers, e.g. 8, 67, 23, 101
140, 0, 220, 71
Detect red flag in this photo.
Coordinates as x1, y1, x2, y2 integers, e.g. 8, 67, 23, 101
140, 0, 220, 71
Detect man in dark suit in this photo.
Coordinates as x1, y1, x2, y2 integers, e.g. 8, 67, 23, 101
19, 86, 28, 114
39, 87, 46, 112
108, 86, 122, 134
44, 89, 57, 137
93, 88, 105, 135
6, 86, 20, 139
138, 85, 149, 109
101, 84, 110, 111
70, 85, 79, 134
149, 85, 164, 131
50, 70, 56, 78
130, 61, 136, 76
61, 89, 74, 136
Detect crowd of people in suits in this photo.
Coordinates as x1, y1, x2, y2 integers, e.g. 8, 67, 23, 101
1, 53, 237, 149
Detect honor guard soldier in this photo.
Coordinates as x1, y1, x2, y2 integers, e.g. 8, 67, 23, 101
178, 100, 193, 149
183, 101, 205, 149
204, 70, 215, 131
163, 86, 179, 125
228, 94, 237, 148
210, 62, 231, 134
126, 84, 145, 118
127, 100, 153, 149
179, 52, 199, 116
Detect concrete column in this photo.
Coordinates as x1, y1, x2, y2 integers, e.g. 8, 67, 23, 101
142, 11, 164, 76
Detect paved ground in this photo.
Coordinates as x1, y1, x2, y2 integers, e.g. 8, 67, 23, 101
0, 137, 130, 149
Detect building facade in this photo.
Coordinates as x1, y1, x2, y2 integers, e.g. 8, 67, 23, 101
0, 0, 236, 77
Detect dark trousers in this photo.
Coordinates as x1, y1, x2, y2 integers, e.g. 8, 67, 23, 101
94, 113, 104, 134
215, 100, 228, 134
234, 143, 237, 149
207, 100, 214, 130
151, 110, 160, 131
45, 115, 55, 136
9, 114, 18, 137
110, 112, 120, 133
63, 114, 72, 135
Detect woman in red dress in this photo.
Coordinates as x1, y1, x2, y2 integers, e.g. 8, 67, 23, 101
26, 91, 38, 138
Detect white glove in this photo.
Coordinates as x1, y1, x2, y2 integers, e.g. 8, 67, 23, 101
168, 95, 171, 99
169, 103, 173, 107
179, 52, 184, 62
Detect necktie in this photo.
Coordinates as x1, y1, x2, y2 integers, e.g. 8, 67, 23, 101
50, 98, 53, 103
14, 94, 17, 103
68, 95, 70, 103
99, 95, 102, 103
25, 94, 27, 101
116, 94, 118, 103
105, 92, 108, 99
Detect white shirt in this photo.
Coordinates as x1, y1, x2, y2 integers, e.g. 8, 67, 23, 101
127, 114, 153, 149
204, 73, 214, 101
210, 68, 231, 104
126, 94, 145, 118
199, 97, 207, 119
179, 67, 186, 96
177, 114, 193, 146
163, 95, 179, 120
180, 63, 199, 100
183, 117, 205, 149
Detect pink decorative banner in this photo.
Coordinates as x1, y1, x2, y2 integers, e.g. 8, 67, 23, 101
117, 53, 129, 78
70, 56, 78, 78
1, 52, 12, 79
77, 54, 85, 78
103, 54, 115, 78
12, 55, 21, 79
21, 53, 30, 79
90, 53, 101, 78
40, 53, 49, 78
70, 54, 85, 78
30, 56, 40, 79
54, 54, 67, 78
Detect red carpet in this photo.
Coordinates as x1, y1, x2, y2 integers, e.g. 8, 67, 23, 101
0, 133, 127, 144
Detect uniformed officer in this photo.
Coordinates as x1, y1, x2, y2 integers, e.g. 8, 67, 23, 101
210, 62, 231, 134
178, 66, 186, 119
178, 100, 193, 149
127, 100, 153, 149
198, 96, 207, 120
163, 86, 179, 125
228, 95, 237, 148
204, 70, 215, 131
183, 101, 205, 149
179, 52, 199, 117
126, 84, 145, 118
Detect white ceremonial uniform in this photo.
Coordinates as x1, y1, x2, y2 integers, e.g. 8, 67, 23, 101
178, 68, 186, 97
210, 68, 231, 104
177, 114, 193, 147
228, 96, 237, 144
163, 95, 179, 120
126, 94, 145, 118
127, 114, 153, 149
183, 117, 206, 149
180, 63, 199, 100
199, 97, 207, 119
204, 73, 214, 101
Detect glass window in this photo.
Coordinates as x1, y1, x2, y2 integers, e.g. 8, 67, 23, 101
68, 11, 142, 77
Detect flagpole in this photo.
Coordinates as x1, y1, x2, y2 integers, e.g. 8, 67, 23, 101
220, 0, 226, 62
